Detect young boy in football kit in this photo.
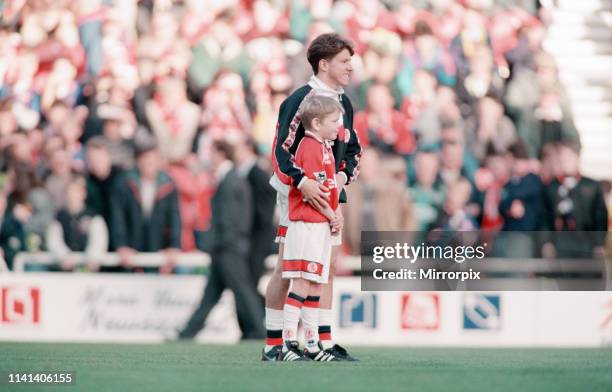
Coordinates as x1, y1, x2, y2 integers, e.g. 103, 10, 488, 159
279, 95, 344, 361
263, 32, 361, 363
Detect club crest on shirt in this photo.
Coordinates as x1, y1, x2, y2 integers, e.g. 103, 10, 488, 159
314, 171, 327, 184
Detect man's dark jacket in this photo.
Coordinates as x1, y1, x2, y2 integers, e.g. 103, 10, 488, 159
110, 170, 181, 251
208, 168, 253, 255
273, 85, 362, 202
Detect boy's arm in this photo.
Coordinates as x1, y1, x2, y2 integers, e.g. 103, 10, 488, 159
318, 205, 336, 222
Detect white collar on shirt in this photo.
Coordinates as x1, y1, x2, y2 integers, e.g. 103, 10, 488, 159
305, 130, 333, 149
308, 75, 344, 101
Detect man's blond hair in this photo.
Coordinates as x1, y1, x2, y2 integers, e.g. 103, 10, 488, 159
298, 94, 344, 131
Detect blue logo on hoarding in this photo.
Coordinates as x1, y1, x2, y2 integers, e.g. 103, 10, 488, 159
339, 293, 377, 328
463, 294, 501, 330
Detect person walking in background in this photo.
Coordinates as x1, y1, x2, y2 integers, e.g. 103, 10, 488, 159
178, 141, 265, 341
234, 136, 276, 296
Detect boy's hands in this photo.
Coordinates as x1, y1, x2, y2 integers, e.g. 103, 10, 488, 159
330, 208, 344, 235
300, 177, 345, 235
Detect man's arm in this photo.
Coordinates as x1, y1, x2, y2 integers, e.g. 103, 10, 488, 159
274, 98, 307, 188
340, 102, 363, 184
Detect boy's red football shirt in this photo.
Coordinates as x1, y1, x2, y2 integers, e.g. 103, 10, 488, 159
288, 131, 338, 223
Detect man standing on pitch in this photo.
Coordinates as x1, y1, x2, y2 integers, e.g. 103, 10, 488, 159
263, 33, 362, 361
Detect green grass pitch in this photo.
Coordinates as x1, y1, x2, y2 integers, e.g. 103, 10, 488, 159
0, 342, 610, 392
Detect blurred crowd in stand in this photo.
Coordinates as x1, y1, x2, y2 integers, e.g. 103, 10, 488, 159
0, 0, 610, 272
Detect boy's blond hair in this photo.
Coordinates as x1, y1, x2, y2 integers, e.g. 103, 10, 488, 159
298, 94, 344, 131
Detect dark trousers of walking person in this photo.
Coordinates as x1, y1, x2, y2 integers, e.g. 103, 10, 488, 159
235, 237, 273, 334
178, 248, 266, 340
